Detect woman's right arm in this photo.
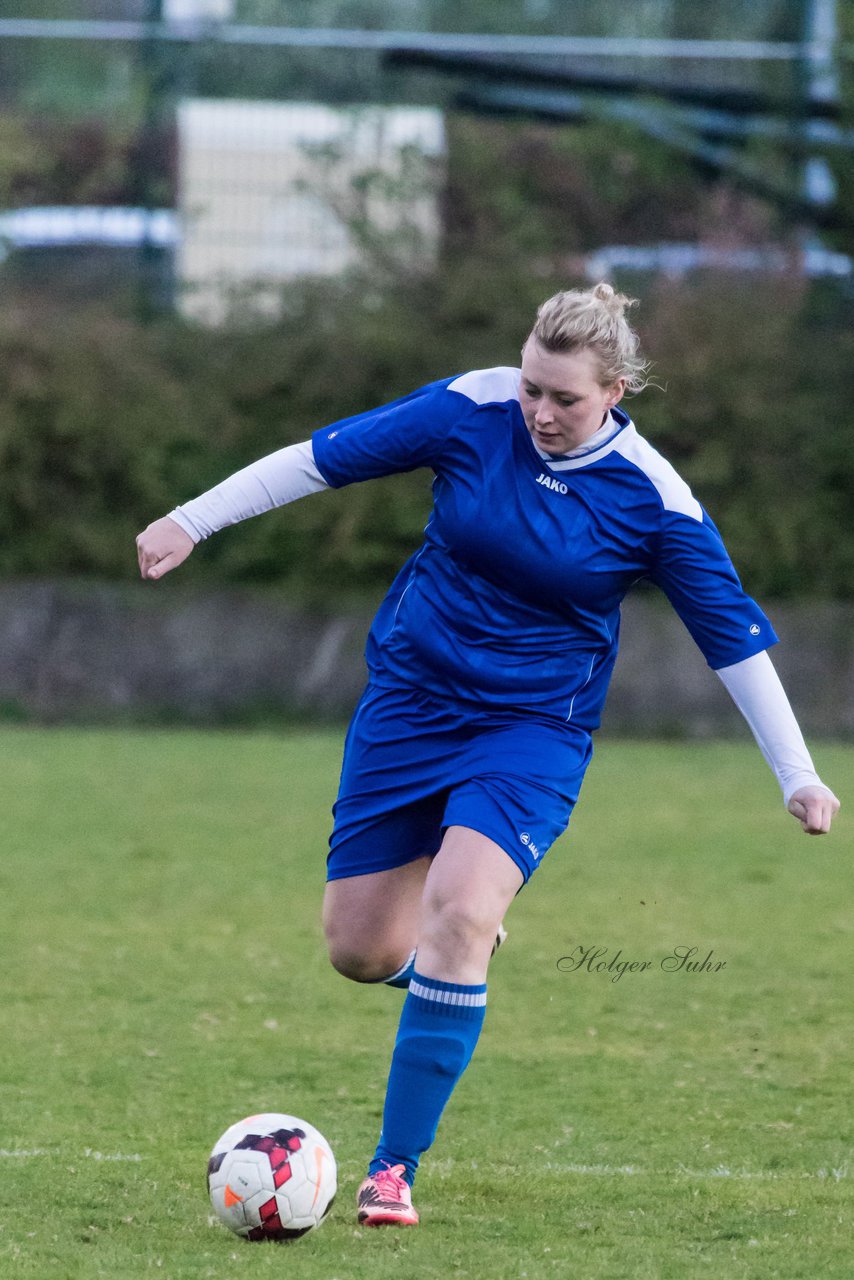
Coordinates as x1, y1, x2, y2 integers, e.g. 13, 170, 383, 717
135, 440, 328, 580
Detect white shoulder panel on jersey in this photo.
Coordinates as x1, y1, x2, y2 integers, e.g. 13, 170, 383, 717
447, 366, 521, 405
612, 430, 703, 522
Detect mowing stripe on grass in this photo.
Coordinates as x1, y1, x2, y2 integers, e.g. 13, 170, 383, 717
544, 1162, 850, 1181
0, 1149, 142, 1162
3, 1146, 844, 1181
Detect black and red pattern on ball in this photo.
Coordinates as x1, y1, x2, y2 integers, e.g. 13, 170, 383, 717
246, 1198, 313, 1243
235, 1128, 305, 1154
234, 1129, 305, 1189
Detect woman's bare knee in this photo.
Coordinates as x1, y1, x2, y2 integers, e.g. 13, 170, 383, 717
322, 913, 379, 981
325, 934, 411, 983
419, 897, 494, 970
322, 860, 428, 982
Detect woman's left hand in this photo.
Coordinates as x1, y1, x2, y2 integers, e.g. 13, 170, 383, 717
787, 785, 840, 835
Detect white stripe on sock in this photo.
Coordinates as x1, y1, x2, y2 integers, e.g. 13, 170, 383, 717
409, 980, 487, 1008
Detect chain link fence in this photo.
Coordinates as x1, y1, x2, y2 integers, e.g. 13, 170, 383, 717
1, 0, 849, 321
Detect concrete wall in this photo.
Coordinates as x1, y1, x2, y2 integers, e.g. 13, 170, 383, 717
1, 580, 851, 736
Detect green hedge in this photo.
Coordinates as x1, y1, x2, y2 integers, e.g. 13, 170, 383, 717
2, 268, 852, 603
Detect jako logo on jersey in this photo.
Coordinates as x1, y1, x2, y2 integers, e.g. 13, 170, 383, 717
520, 832, 540, 859
535, 473, 568, 495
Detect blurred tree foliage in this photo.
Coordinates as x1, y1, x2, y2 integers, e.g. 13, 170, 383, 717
0, 112, 852, 602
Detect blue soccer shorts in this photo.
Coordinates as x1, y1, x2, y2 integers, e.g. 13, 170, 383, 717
325, 682, 593, 885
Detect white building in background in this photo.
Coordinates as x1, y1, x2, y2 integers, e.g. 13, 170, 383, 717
162, 0, 234, 22
176, 100, 445, 325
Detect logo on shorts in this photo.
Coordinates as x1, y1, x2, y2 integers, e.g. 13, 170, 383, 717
520, 832, 540, 860
749, 623, 760, 635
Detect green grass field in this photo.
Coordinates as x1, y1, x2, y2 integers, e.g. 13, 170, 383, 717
0, 726, 850, 1279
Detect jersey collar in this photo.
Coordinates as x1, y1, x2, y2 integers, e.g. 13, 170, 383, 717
530, 406, 634, 472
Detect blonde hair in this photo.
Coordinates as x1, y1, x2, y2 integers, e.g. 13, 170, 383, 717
529, 282, 650, 393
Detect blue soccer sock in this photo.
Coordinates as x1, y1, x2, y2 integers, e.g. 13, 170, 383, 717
369, 970, 487, 1186
382, 947, 417, 989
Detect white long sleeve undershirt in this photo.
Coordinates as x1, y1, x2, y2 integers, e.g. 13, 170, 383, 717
165, 441, 829, 807
715, 651, 830, 806
168, 440, 327, 543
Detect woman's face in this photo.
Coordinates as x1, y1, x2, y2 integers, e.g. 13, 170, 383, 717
519, 340, 626, 455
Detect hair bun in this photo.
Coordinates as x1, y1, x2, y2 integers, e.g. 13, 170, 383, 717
592, 281, 636, 318
531, 284, 650, 393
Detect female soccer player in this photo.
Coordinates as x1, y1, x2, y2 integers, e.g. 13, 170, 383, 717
137, 284, 839, 1228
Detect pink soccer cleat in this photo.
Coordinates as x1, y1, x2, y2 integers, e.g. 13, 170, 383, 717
357, 1163, 420, 1227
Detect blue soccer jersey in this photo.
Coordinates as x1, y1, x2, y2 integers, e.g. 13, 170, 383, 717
312, 366, 776, 730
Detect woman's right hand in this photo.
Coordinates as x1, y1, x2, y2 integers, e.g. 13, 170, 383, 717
136, 516, 196, 581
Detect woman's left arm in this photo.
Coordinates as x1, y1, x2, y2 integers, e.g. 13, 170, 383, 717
716, 650, 840, 835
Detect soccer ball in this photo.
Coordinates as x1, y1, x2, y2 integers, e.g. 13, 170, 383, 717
207, 1112, 336, 1241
